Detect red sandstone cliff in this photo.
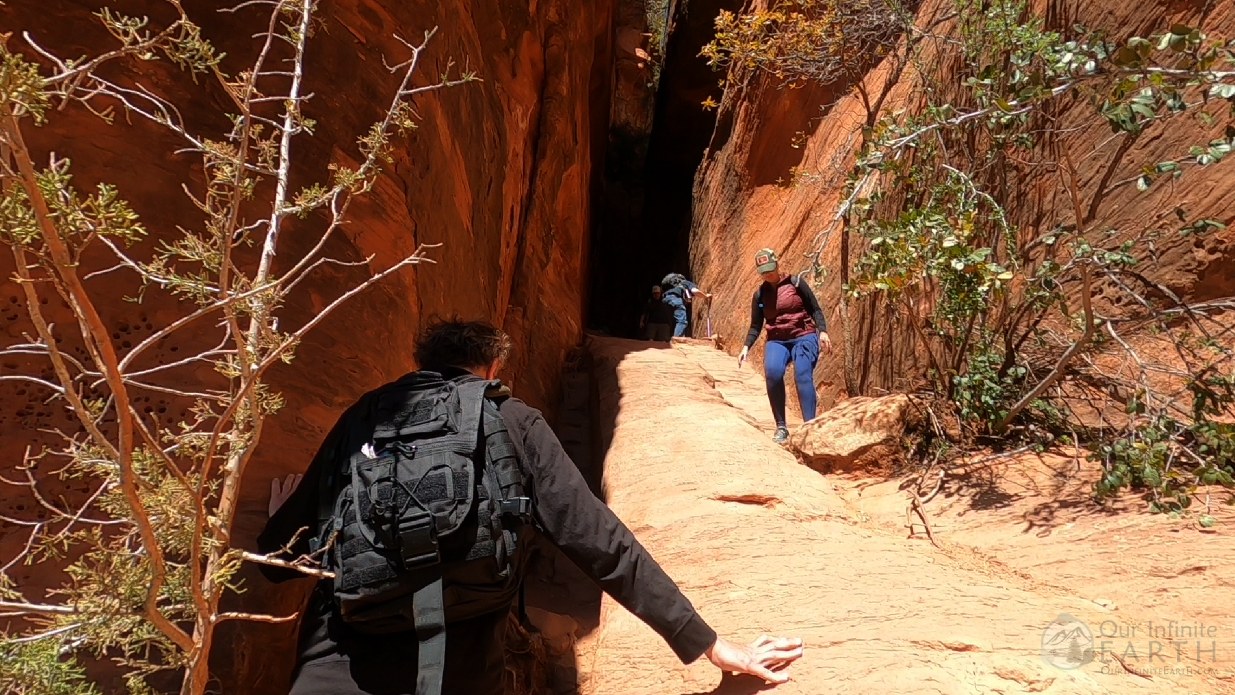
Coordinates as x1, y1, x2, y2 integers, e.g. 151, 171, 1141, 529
0, 0, 616, 691
691, 0, 1235, 410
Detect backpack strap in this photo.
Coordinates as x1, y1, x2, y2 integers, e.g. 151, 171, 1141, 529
413, 576, 446, 695
758, 282, 777, 322
411, 379, 488, 695
479, 386, 534, 630
311, 394, 380, 557
480, 396, 531, 517
412, 378, 524, 695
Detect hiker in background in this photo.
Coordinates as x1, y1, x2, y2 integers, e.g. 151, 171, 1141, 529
661, 272, 710, 338
640, 284, 674, 341
737, 249, 832, 444
261, 319, 804, 694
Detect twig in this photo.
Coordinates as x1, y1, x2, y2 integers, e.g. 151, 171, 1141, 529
907, 494, 939, 547
214, 611, 297, 624
995, 153, 1098, 432
1, 101, 192, 653
5, 623, 83, 644
237, 550, 335, 579
0, 375, 67, 394
1108, 650, 1153, 680
0, 599, 79, 615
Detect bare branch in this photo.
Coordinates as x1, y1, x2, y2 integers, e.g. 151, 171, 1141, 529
237, 550, 334, 579
1, 105, 193, 653
0, 523, 43, 573
120, 334, 232, 382
97, 236, 221, 294
214, 610, 297, 624
0, 600, 79, 615
218, 0, 282, 12
0, 375, 66, 394
999, 275, 1097, 431
5, 623, 84, 644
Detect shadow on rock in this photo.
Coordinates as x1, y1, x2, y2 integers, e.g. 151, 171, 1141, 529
683, 673, 783, 695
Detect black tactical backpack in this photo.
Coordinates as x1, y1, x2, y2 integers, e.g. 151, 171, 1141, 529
661, 272, 688, 293
314, 375, 532, 695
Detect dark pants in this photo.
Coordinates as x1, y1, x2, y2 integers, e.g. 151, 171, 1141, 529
288, 608, 508, 695
643, 322, 672, 341
764, 333, 820, 428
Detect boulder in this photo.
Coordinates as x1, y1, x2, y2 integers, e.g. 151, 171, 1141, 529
788, 394, 912, 473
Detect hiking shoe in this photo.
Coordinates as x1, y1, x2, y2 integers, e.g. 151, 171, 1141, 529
773, 427, 789, 444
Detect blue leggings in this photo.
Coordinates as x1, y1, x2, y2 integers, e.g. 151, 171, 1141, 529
764, 333, 820, 427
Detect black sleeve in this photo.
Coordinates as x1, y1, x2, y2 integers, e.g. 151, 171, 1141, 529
507, 402, 717, 663
743, 288, 764, 349
796, 278, 827, 332
255, 400, 359, 583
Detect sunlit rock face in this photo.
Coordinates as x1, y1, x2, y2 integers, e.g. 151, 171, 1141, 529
690, 0, 1235, 408
0, 0, 616, 690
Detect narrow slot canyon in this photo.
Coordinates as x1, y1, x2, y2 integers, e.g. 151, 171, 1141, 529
2, 1, 1234, 694
586, 0, 740, 338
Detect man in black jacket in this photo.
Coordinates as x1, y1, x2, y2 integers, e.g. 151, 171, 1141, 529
258, 319, 803, 694
640, 284, 674, 341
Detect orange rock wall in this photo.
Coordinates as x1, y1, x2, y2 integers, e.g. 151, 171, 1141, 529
691, 0, 1235, 408
0, 0, 616, 691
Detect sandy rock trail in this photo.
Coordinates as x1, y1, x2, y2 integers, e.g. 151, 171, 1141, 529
568, 337, 1233, 695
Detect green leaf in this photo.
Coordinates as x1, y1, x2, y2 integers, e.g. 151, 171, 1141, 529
951, 259, 965, 271
1155, 161, 1179, 173
1142, 467, 1162, 487
1199, 515, 1216, 528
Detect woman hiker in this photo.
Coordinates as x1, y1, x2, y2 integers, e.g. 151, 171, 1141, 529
737, 248, 832, 444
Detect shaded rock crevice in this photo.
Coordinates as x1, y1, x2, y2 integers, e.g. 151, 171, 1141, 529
586, 0, 742, 337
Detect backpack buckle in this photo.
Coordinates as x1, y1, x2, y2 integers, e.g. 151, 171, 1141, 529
396, 515, 440, 569
499, 497, 531, 517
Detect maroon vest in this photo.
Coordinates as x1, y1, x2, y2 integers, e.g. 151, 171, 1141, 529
760, 277, 815, 341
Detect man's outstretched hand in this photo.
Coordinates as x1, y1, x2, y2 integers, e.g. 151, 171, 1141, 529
268, 473, 303, 518
706, 635, 804, 684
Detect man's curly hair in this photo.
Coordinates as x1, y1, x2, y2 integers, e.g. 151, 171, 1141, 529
413, 317, 512, 371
